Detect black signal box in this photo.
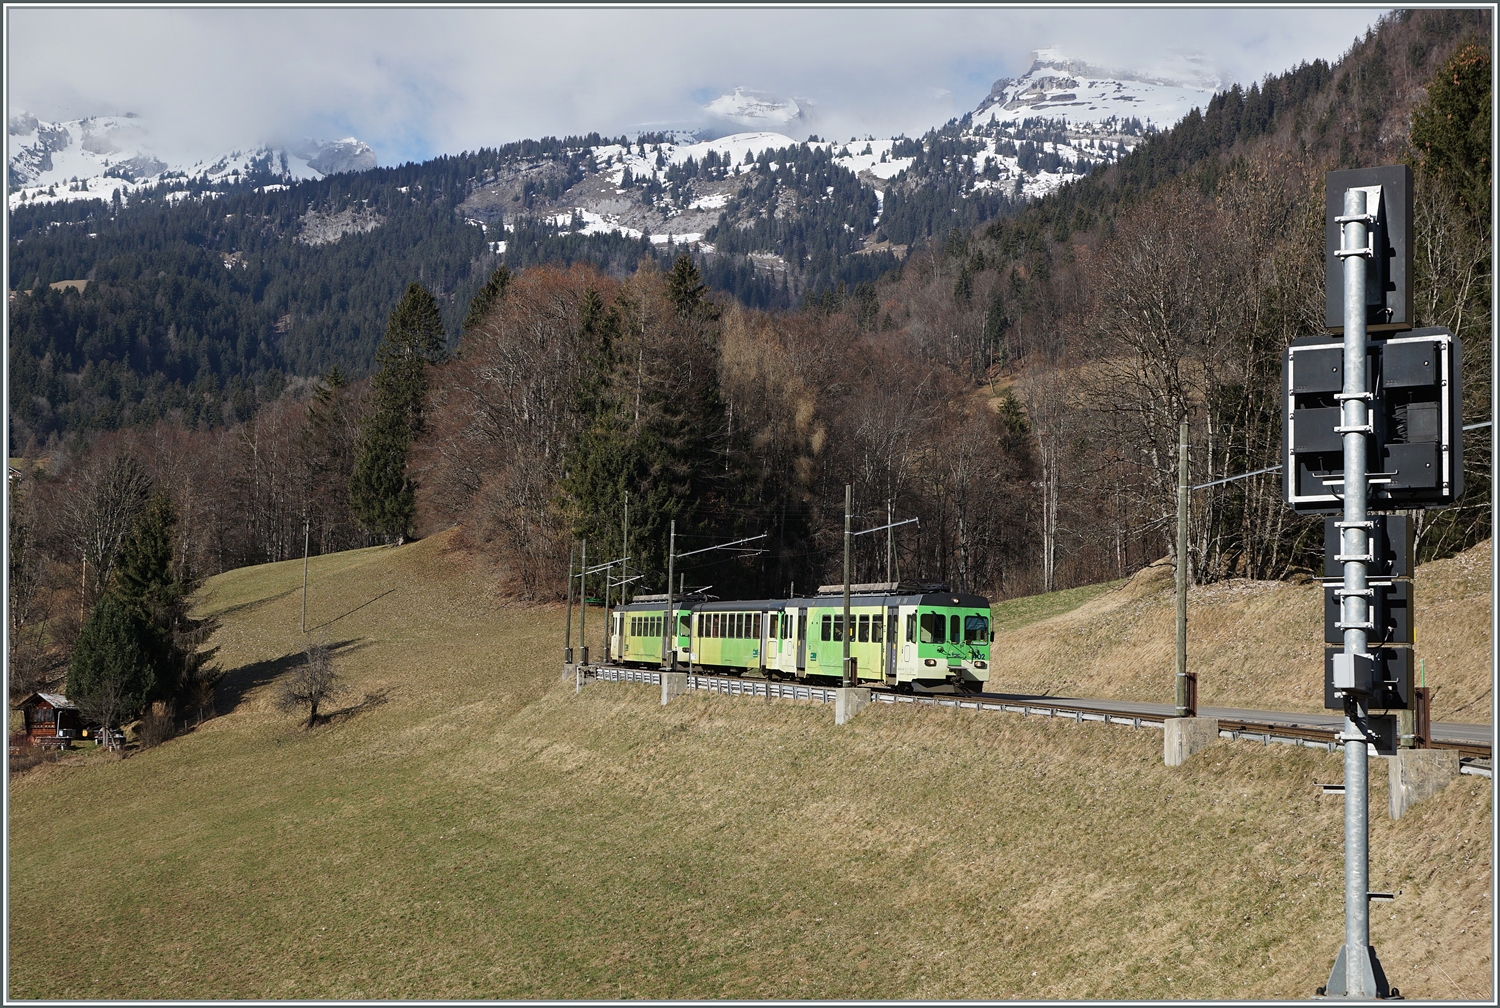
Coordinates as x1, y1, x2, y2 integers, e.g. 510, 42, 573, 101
1324, 580, 1413, 646
1284, 328, 1462, 513
1324, 164, 1413, 332
1325, 646, 1413, 711
1322, 515, 1415, 579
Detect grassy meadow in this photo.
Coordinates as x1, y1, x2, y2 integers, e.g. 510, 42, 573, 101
990, 541, 1493, 723
6, 531, 1492, 999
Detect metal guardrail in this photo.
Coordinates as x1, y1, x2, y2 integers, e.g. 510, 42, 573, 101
583, 666, 1491, 770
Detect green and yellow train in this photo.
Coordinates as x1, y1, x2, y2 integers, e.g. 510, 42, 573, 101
609, 588, 993, 691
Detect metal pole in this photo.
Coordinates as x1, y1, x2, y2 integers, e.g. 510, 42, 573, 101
886, 498, 894, 585
1175, 421, 1189, 717
564, 542, 576, 664
602, 556, 611, 662
622, 492, 629, 604
662, 520, 675, 669
301, 518, 310, 633
580, 538, 587, 665
843, 484, 853, 687
1327, 185, 1380, 1000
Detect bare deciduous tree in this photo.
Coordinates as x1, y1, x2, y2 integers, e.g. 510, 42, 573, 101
275, 637, 348, 729
60, 452, 152, 613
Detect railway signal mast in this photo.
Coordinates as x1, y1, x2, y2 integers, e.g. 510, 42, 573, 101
1286, 166, 1463, 1001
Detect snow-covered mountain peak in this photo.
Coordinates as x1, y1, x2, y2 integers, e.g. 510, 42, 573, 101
7, 111, 377, 209
975, 48, 1221, 128
290, 136, 377, 176
702, 88, 808, 128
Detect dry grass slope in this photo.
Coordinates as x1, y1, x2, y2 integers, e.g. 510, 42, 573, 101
6, 530, 1491, 999
991, 541, 1493, 723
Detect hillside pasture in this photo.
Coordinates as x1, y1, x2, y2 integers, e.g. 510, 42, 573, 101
6, 531, 1491, 999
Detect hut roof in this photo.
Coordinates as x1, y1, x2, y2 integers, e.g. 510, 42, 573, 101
16, 692, 78, 711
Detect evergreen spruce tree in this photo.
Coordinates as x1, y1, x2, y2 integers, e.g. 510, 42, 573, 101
666, 255, 716, 320
348, 408, 417, 543
109, 491, 217, 709
1410, 42, 1491, 224
463, 265, 512, 332
68, 593, 154, 734
350, 282, 448, 543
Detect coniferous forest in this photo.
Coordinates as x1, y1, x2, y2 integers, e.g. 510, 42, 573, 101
8, 11, 1492, 729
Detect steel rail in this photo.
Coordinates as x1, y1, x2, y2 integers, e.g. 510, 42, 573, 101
584, 665, 1491, 761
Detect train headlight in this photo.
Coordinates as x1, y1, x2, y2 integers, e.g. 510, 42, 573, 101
924, 658, 937, 667
973, 661, 987, 669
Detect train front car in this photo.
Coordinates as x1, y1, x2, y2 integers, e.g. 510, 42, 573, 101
799, 587, 992, 692
905, 591, 992, 692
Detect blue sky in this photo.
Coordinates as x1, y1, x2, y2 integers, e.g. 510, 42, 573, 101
7, 6, 1391, 166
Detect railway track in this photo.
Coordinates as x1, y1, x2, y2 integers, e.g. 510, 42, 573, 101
583, 664, 1492, 773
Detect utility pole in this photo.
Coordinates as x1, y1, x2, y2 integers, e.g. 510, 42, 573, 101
886, 497, 894, 585
580, 538, 587, 665
1325, 184, 1382, 1000
1175, 421, 1190, 718
301, 517, 310, 633
602, 554, 611, 663
564, 541, 576, 664
621, 492, 630, 604
842, 484, 853, 687
662, 520, 676, 669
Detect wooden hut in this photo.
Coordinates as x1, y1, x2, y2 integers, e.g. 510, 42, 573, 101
15, 693, 82, 749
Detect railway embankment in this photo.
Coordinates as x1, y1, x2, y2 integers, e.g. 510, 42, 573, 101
6, 530, 1491, 1000
989, 539, 1492, 724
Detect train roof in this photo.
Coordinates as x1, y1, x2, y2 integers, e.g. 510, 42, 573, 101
615, 592, 990, 613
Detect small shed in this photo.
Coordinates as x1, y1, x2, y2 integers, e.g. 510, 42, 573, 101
16, 693, 83, 747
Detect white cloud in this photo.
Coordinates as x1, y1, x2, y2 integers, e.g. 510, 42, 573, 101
6, 6, 1392, 165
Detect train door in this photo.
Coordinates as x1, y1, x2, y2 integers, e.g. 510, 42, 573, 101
796, 607, 808, 672
757, 610, 768, 672
885, 605, 899, 684
898, 605, 918, 678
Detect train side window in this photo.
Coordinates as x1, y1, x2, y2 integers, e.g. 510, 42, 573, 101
920, 612, 945, 643
679, 614, 690, 636
798, 614, 807, 641
821, 615, 832, 641
965, 615, 989, 643
871, 616, 883, 643
858, 614, 870, 642
754, 613, 762, 638
887, 615, 897, 643
905, 613, 916, 642
950, 614, 960, 643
